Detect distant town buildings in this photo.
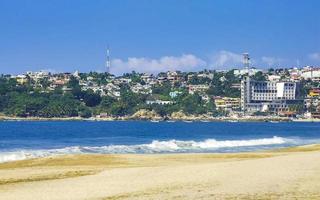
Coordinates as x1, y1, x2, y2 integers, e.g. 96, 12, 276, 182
3, 60, 320, 119
300, 67, 320, 82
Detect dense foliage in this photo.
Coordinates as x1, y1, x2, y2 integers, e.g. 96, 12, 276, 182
206, 70, 241, 98
0, 70, 243, 118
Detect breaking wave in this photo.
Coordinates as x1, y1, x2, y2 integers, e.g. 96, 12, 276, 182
0, 136, 309, 163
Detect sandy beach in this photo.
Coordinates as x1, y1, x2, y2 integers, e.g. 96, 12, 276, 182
0, 145, 320, 200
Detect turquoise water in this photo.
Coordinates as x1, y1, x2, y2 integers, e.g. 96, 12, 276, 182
0, 121, 320, 162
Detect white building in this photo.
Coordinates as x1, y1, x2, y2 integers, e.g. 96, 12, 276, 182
25, 71, 50, 84
146, 100, 173, 105
169, 91, 182, 98
267, 74, 281, 82
234, 68, 262, 76
301, 68, 320, 82
141, 73, 155, 83
188, 84, 210, 94
197, 72, 214, 79
131, 83, 152, 94
241, 77, 300, 113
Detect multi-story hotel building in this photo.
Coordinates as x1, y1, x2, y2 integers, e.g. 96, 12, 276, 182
241, 77, 301, 113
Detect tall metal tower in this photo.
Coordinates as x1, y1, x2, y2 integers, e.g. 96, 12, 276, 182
106, 46, 111, 73
242, 53, 250, 113
243, 53, 250, 70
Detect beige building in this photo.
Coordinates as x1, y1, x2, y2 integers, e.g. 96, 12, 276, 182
214, 97, 240, 111
15, 75, 28, 84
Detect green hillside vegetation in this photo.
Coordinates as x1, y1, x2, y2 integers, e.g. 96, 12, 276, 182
0, 71, 243, 118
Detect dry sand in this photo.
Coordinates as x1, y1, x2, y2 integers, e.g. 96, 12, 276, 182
1, 145, 320, 200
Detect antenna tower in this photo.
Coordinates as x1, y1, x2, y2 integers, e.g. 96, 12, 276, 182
243, 53, 250, 70
106, 46, 111, 73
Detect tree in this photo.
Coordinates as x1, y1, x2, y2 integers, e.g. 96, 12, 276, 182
83, 90, 102, 107
207, 85, 223, 96
68, 76, 83, 99
268, 68, 275, 75
308, 104, 317, 112
39, 97, 79, 117
289, 103, 305, 114
119, 89, 146, 114
100, 96, 117, 110
71, 86, 83, 100
297, 79, 310, 98
152, 82, 171, 96
152, 105, 167, 117
0, 95, 8, 112
224, 70, 237, 82
79, 105, 92, 118
39, 77, 51, 89
110, 102, 127, 116
53, 87, 63, 95
187, 76, 211, 85
252, 71, 266, 81
205, 99, 216, 113
68, 76, 80, 88
178, 93, 206, 114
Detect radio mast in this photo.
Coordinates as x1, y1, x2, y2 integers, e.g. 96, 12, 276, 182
243, 53, 250, 70
106, 46, 111, 73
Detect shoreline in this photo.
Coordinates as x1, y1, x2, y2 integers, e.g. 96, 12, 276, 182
1, 115, 320, 122
0, 136, 317, 163
1, 143, 319, 164
1, 144, 320, 199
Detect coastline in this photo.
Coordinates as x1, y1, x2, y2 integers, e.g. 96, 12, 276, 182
2, 115, 320, 122
1, 144, 320, 199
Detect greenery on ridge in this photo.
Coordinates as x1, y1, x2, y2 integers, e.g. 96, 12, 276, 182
0, 71, 236, 118
0, 68, 313, 118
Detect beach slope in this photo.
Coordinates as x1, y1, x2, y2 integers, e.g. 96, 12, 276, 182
1, 145, 320, 199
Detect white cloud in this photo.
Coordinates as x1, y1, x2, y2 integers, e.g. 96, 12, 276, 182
110, 54, 206, 75
261, 56, 285, 67
208, 50, 243, 69
110, 50, 282, 75
308, 53, 320, 61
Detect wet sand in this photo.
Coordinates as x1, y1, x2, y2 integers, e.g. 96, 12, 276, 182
1, 145, 320, 200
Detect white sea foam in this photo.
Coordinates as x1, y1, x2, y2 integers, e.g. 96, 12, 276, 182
195, 136, 286, 148
0, 152, 28, 163
0, 136, 307, 163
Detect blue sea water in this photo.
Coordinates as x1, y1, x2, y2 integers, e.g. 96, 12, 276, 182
0, 121, 320, 162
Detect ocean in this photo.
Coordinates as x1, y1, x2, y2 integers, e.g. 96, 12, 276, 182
0, 121, 320, 162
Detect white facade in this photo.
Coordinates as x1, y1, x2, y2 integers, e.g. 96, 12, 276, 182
234, 68, 262, 76
276, 82, 296, 100
250, 81, 277, 101
301, 69, 320, 81
188, 84, 209, 94
241, 77, 299, 113
267, 75, 281, 82
146, 100, 173, 105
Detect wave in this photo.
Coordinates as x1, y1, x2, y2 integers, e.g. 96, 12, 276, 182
0, 136, 309, 163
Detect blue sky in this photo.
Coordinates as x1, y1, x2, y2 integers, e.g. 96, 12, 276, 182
0, 0, 319, 75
